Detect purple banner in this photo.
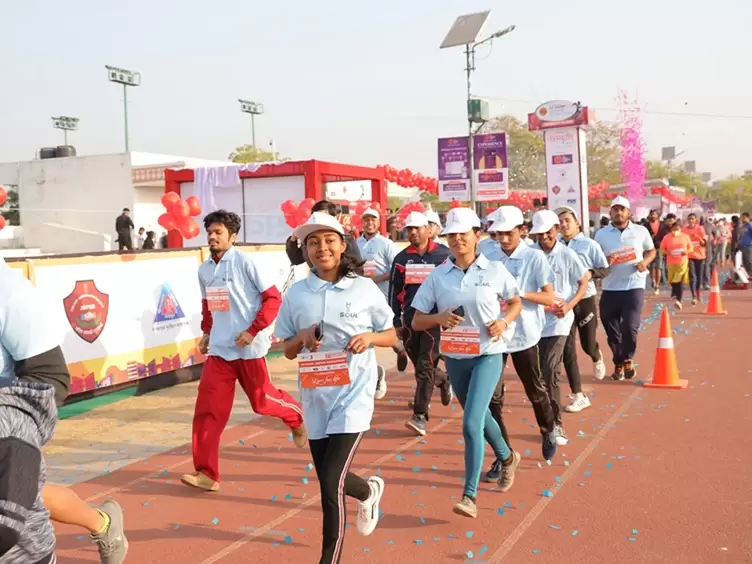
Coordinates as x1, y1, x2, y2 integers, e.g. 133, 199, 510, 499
437, 137, 470, 181
473, 133, 508, 171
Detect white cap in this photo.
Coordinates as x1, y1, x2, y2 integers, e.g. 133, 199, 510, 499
554, 206, 579, 221
294, 212, 345, 241
424, 210, 441, 226
362, 208, 380, 220
404, 211, 429, 228
530, 209, 560, 235
610, 196, 630, 209
441, 207, 481, 235
488, 206, 525, 233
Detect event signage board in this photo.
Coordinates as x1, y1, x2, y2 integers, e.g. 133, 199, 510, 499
437, 137, 471, 202
544, 127, 590, 236
472, 133, 509, 201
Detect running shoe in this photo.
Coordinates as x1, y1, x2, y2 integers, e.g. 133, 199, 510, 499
485, 458, 502, 483
498, 450, 522, 492
674, 300, 683, 310
624, 360, 637, 380
611, 365, 625, 381
554, 425, 569, 446
397, 351, 409, 372
593, 352, 606, 380
564, 393, 591, 413
405, 414, 427, 436
93, 500, 129, 564
542, 432, 557, 461
440, 381, 453, 406
375, 366, 387, 399
452, 495, 477, 519
180, 472, 220, 491
356, 476, 385, 536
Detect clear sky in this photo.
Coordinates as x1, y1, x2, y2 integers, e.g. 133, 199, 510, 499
2, 0, 749, 180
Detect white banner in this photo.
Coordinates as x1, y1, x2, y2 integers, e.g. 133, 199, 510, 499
544, 127, 590, 235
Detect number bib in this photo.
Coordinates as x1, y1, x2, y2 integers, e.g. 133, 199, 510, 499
545, 293, 566, 313
298, 351, 351, 388
440, 326, 481, 355
206, 286, 230, 312
609, 248, 638, 265
670, 248, 684, 257
363, 261, 378, 277
405, 263, 434, 284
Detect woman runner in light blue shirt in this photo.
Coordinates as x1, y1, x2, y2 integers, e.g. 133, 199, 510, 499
274, 212, 398, 564
410, 207, 523, 519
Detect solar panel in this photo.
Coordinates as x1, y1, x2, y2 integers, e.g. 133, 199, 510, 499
439, 11, 491, 49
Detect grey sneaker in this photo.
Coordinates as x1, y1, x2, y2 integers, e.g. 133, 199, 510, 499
498, 450, 522, 492
92, 500, 128, 564
452, 495, 477, 518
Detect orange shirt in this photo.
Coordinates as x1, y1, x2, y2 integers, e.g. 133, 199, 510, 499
661, 231, 692, 266
682, 225, 706, 260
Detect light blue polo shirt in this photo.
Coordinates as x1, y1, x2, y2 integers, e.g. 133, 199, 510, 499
563, 233, 609, 298
357, 233, 397, 297
410, 253, 519, 359
535, 241, 588, 338
0, 259, 62, 384
594, 222, 655, 291
198, 246, 277, 361
274, 273, 392, 440
486, 243, 554, 353
521, 237, 535, 247
478, 237, 499, 258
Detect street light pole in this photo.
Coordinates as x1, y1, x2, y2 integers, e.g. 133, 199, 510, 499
105, 65, 142, 153
239, 99, 264, 149
51, 116, 79, 145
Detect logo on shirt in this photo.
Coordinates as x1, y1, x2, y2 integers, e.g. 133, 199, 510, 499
474, 275, 491, 288
152, 282, 189, 332
63, 280, 109, 344
340, 301, 359, 319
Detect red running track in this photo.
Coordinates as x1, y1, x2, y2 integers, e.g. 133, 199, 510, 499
55, 292, 752, 563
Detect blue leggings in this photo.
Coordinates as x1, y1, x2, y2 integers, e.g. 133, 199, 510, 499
445, 354, 511, 498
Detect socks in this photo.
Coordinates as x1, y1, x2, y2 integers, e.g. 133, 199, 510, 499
92, 510, 111, 537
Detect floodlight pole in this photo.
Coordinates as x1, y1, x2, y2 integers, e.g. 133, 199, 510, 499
251, 114, 256, 149
466, 44, 476, 209
123, 84, 130, 153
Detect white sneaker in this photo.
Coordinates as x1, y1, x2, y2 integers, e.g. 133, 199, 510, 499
375, 366, 387, 400
356, 476, 385, 536
593, 354, 606, 380
674, 300, 682, 310
553, 425, 569, 446
653, 287, 659, 296
564, 393, 591, 413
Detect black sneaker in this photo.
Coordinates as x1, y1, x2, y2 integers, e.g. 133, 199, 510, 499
485, 458, 502, 482
612, 365, 625, 381
405, 414, 427, 437
397, 351, 408, 372
440, 381, 453, 406
542, 432, 557, 461
624, 360, 637, 380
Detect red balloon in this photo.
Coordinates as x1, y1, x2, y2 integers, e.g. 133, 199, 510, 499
0, 187, 7, 207
284, 212, 298, 229
157, 213, 178, 231
179, 217, 200, 239
371, 201, 381, 211
185, 195, 202, 217
450, 200, 461, 209
296, 207, 311, 226
299, 198, 316, 212
281, 199, 298, 215
351, 214, 362, 229
172, 199, 191, 218
0, 215, 5, 231
161, 192, 181, 209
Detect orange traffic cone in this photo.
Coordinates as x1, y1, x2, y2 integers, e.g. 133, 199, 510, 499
704, 270, 727, 315
644, 308, 688, 390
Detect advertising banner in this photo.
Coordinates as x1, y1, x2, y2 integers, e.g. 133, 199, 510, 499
544, 126, 590, 236
437, 137, 471, 202
473, 133, 509, 201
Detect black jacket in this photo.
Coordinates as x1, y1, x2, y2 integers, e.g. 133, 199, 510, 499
388, 241, 451, 328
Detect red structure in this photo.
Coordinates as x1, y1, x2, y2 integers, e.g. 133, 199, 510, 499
164, 160, 387, 247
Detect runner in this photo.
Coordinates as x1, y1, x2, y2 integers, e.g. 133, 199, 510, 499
484, 206, 559, 469
274, 212, 395, 564
410, 207, 523, 518
645, 209, 668, 295
389, 212, 452, 436
556, 206, 609, 406
424, 210, 445, 245
530, 210, 590, 445
182, 210, 306, 492
0, 256, 128, 563
682, 213, 707, 305
660, 219, 692, 310
356, 207, 406, 395
594, 197, 656, 380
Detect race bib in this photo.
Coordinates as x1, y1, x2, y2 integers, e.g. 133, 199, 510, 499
363, 261, 378, 277
440, 326, 481, 355
609, 248, 638, 265
298, 351, 351, 388
499, 298, 508, 313
670, 248, 684, 257
544, 293, 566, 313
206, 286, 230, 312
405, 263, 434, 284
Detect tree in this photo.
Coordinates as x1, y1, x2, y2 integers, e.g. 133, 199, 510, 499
712, 176, 752, 214
0, 188, 19, 226
586, 121, 622, 185
228, 145, 290, 163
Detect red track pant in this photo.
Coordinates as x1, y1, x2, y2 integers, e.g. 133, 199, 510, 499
192, 355, 304, 482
